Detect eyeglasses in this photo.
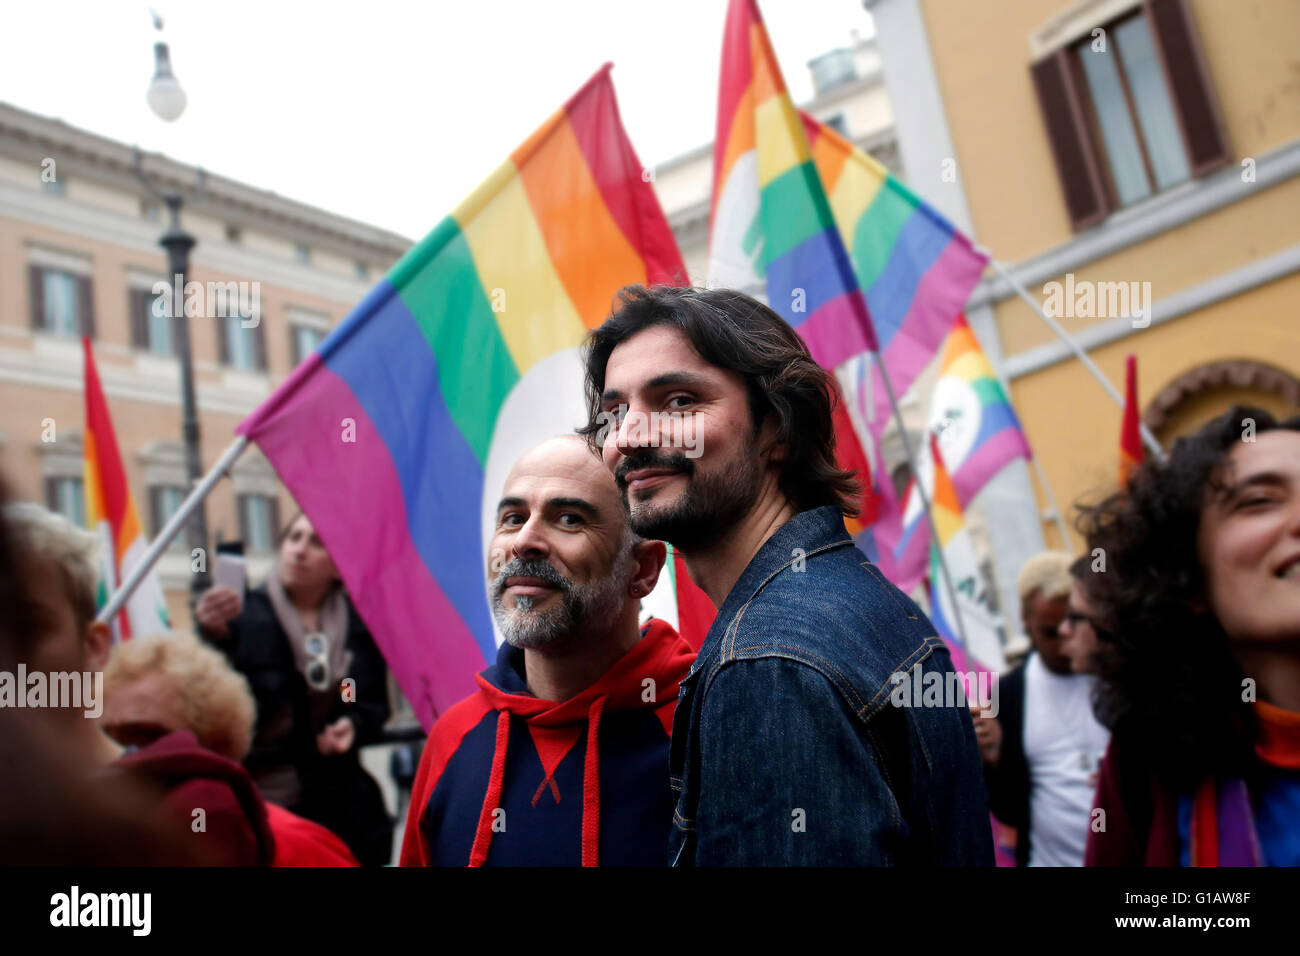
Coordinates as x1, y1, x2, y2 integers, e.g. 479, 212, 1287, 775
1064, 611, 1116, 641
304, 632, 330, 691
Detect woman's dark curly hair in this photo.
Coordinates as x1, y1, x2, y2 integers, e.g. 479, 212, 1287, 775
578, 285, 861, 517
1076, 404, 1300, 787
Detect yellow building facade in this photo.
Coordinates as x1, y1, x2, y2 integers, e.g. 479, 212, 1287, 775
869, 0, 1300, 554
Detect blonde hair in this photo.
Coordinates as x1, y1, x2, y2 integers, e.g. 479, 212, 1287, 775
4, 502, 100, 624
1016, 550, 1074, 606
104, 634, 256, 762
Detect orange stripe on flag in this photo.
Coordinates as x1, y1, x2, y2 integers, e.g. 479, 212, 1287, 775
515, 116, 646, 329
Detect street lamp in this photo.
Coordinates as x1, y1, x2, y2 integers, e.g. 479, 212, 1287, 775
139, 16, 211, 602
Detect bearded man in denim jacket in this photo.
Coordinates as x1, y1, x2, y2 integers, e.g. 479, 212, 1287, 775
581, 285, 994, 866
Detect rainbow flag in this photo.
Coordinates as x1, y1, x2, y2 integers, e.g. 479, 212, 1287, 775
801, 115, 989, 445
1119, 354, 1143, 485
892, 314, 1032, 587
708, 0, 880, 529
237, 65, 690, 728
924, 433, 1006, 676
708, 0, 878, 366
798, 113, 989, 585
83, 337, 171, 640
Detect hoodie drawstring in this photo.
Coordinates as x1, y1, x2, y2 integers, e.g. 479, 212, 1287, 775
469, 709, 511, 867
581, 696, 607, 867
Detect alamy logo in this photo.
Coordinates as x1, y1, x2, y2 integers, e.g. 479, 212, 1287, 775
50, 886, 151, 936
1042, 272, 1151, 328
0, 665, 102, 717
153, 273, 260, 327
889, 662, 998, 718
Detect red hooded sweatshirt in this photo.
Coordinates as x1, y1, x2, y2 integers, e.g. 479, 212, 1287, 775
401, 618, 694, 867
111, 730, 275, 866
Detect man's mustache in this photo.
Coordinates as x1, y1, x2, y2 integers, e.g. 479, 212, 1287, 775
614, 451, 695, 490
492, 558, 572, 597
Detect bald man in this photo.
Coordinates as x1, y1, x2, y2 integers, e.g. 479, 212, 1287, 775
400, 437, 695, 866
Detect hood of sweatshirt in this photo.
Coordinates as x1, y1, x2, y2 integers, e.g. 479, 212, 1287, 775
112, 729, 275, 865
463, 618, 693, 866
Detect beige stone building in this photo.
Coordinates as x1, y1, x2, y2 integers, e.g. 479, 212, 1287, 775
0, 102, 412, 631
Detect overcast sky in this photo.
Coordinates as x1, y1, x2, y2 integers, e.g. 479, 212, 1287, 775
2, 0, 875, 240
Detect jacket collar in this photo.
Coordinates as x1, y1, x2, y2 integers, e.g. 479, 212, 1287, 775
696, 505, 854, 665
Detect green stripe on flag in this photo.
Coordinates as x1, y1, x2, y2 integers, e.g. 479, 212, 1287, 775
395, 217, 520, 466
851, 183, 915, 290
760, 162, 831, 266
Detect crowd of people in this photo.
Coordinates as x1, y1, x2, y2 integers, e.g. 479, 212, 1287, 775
1, 284, 1296, 867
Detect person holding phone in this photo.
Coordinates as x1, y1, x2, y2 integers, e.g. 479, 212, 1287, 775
195, 511, 393, 865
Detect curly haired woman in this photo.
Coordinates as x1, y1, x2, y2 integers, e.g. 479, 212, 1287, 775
1078, 405, 1300, 866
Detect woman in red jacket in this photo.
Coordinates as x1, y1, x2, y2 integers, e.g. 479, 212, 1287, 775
1078, 405, 1300, 866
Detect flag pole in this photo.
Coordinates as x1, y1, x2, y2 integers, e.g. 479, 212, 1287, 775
1029, 455, 1073, 549
985, 257, 1165, 461
96, 435, 249, 626
871, 350, 972, 651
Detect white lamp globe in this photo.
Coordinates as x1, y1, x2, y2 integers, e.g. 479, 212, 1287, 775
147, 42, 187, 122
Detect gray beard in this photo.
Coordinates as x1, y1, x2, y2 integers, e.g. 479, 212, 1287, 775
490, 546, 633, 652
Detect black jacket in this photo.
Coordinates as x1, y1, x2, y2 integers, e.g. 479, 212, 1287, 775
199, 585, 393, 864
983, 660, 1032, 866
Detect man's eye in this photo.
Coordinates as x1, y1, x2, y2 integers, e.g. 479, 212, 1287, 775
500, 513, 524, 526
559, 513, 583, 527
667, 395, 695, 410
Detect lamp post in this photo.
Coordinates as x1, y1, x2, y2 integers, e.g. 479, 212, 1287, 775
142, 18, 211, 600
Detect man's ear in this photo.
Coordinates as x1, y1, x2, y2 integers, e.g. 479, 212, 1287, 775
757, 414, 787, 466
630, 540, 668, 598
83, 619, 113, 673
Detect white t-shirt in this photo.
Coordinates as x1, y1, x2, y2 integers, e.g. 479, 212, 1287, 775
1022, 653, 1111, 867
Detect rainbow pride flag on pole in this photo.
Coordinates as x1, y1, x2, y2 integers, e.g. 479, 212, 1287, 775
798, 113, 989, 586
708, 0, 878, 365
708, 0, 880, 527
83, 337, 171, 641
237, 66, 691, 729
800, 115, 989, 447
924, 433, 1006, 675
892, 314, 1032, 587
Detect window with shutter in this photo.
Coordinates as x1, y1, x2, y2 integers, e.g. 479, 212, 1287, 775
1031, 50, 1111, 229
1030, 0, 1229, 229
76, 275, 95, 340
1146, 0, 1229, 176
253, 318, 268, 373
28, 265, 45, 330
217, 314, 231, 366
129, 289, 150, 349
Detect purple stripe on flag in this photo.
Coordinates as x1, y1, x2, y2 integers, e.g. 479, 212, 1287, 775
863, 212, 950, 350
871, 474, 930, 593
952, 428, 1033, 506
797, 291, 878, 369
240, 354, 484, 728
869, 237, 989, 442
766, 227, 866, 331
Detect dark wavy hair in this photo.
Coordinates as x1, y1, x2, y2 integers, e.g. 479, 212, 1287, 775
1076, 405, 1300, 786
578, 285, 861, 517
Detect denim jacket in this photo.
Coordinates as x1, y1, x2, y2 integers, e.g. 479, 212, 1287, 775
668, 506, 995, 866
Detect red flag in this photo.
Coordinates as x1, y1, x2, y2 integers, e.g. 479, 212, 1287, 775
1119, 354, 1143, 485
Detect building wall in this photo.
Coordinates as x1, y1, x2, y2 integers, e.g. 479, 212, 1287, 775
0, 121, 409, 635
917, 0, 1300, 549
921, 0, 1300, 260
